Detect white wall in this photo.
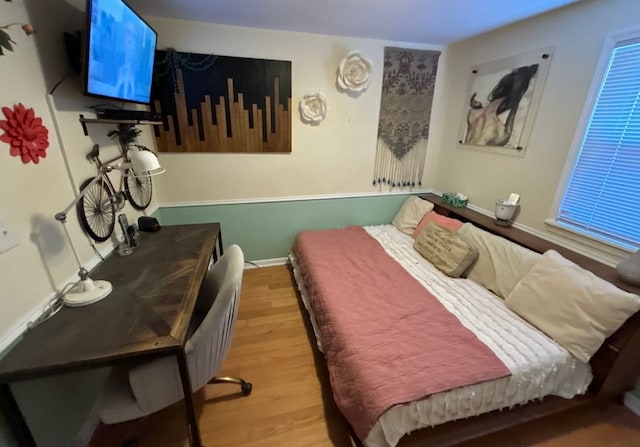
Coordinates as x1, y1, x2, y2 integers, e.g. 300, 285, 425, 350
430, 0, 640, 264
0, 0, 80, 358
146, 17, 445, 204
0, 3, 84, 445
0, 0, 157, 354
0, 1, 156, 445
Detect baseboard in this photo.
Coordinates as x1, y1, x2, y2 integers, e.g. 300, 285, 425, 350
245, 257, 289, 269
624, 391, 640, 416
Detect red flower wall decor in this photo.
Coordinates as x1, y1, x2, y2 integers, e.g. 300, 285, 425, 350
0, 103, 49, 164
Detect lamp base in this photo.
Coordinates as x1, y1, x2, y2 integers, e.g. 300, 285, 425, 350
64, 278, 112, 307
494, 218, 513, 227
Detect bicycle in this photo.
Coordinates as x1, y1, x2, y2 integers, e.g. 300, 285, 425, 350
76, 143, 154, 242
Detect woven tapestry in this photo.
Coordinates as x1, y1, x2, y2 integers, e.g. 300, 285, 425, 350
374, 48, 440, 188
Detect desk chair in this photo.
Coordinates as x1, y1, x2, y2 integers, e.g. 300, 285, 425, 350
99, 244, 251, 424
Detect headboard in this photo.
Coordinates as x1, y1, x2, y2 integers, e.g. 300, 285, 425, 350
422, 193, 640, 398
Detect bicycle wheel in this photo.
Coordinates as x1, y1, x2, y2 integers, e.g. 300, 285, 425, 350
124, 169, 152, 210
77, 177, 116, 242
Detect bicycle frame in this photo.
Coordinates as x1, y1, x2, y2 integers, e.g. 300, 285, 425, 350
74, 142, 155, 242
86, 144, 131, 212
54, 146, 125, 220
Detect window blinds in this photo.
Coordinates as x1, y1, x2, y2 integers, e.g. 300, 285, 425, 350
558, 38, 640, 249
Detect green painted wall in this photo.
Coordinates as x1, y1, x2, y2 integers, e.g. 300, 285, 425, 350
11, 369, 108, 447
0, 412, 17, 447
156, 194, 415, 261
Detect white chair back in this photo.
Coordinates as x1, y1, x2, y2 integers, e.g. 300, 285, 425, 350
99, 244, 247, 424
186, 244, 244, 390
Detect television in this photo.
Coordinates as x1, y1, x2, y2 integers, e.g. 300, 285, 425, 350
84, 0, 157, 105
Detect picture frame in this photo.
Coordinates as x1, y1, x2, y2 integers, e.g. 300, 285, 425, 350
457, 47, 554, 157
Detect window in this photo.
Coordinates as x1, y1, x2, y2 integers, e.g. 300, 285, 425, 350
555, 35, 640, 251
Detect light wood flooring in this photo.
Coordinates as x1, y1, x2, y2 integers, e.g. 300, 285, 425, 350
91, 265, 640, 447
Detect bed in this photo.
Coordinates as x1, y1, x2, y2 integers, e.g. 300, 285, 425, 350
289, 194, 640, 447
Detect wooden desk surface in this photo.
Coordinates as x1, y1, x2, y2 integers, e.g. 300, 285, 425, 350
0, 223, 219, 382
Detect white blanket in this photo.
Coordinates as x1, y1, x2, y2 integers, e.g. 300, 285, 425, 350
290, 224, 592, 447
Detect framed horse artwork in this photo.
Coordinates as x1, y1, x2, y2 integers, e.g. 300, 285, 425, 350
457, 47, 553, 157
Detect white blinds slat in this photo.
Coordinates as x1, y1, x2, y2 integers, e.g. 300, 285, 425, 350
558, 39, 640, 248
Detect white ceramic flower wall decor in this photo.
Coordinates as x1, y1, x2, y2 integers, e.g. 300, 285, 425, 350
336, 50, 373, 94
299, 93, 328, 125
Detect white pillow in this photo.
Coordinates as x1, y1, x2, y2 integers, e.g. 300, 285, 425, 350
506, 250, 640, 362
391, 196, 434, 235
458, 223, 540, 299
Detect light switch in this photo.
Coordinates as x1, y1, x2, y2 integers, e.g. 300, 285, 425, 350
0, 219, 19, 254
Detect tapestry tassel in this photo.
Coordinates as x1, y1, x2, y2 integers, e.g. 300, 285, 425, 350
373, 139, 427, 188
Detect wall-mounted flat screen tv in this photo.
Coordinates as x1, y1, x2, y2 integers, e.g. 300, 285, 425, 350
84, 0, 157, 104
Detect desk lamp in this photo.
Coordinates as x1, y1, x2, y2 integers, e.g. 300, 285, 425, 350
54, 146, 164, 307
494, 193, 520, 227
129, 144, 165, 176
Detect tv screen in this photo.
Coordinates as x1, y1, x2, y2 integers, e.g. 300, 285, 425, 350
84, 0, 157, 104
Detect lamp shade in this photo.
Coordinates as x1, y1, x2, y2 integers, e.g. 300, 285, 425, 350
128, 149, 165, 176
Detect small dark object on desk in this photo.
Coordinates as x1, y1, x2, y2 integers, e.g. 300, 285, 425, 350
138, 216, 161, 232
127, 225, 138, 248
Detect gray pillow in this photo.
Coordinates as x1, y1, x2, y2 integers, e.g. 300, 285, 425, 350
458, 223, 540, 298
414, 223, 478, 278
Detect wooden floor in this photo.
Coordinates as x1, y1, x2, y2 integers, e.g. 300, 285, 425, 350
91, 265, 640, 447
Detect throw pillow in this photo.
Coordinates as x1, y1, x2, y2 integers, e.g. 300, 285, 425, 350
414, 222, 479, 278
412, 211, 464, 239
392, 196, 434, 235
458, 223, 540, 298
506, 249, 640, 362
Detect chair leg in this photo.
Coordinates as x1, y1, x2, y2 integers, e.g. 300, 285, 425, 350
209, 376, 252, 396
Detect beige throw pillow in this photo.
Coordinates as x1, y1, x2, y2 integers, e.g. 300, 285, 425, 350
392, 196, 434, 235
506, 250, 640, 362
414, 223, 478, 278
458, 223, 540, 299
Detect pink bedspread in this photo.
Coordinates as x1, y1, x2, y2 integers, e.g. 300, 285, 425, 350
291, 226, 510, 441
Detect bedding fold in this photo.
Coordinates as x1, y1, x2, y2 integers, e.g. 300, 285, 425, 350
291, 226, 511, 441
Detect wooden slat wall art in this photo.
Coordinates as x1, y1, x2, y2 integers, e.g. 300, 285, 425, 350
152, 49, 292, 153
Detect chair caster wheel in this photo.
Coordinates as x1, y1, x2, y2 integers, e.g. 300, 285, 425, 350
241, 382, 252, 396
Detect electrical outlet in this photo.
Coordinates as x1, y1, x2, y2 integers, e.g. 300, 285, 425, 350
0, 220, 19, 254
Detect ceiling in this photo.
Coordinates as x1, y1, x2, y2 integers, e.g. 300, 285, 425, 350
128, 0, 579, 45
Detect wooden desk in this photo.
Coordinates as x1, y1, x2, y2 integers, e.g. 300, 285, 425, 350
0, 223, 223, 447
